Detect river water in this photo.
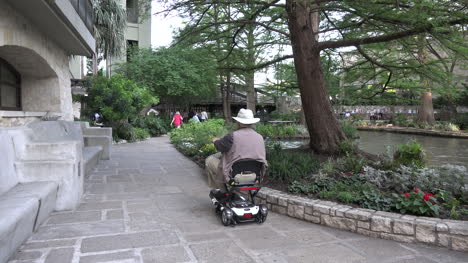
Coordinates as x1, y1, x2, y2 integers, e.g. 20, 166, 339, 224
275, 131, 468, 167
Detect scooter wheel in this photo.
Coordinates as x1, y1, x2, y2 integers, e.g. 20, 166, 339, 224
256, 214, 267, 224
221, 209, 231, 226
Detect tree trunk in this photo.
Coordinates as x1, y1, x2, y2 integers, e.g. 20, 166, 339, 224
416, 35, 435, 124
92, 54, 98, 75
417, 92, 435, 123
246, 71, 256, 111
106, 57, 111, 78
222, 73, 232, 123
245, 21, 256, 112
286, 0, 346, 154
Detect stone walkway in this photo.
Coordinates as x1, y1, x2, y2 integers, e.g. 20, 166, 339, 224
10, 137, 468, 263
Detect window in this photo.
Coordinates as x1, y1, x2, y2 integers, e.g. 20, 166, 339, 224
0, 58, 21, 110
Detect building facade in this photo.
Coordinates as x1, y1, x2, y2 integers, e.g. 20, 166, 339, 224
108, 0, 152, 75
0, 0, 95, 126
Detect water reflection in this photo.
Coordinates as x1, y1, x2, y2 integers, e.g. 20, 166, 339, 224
273, 131, 468, 167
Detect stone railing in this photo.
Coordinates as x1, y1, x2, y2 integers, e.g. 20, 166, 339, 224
256, 188, 468, 252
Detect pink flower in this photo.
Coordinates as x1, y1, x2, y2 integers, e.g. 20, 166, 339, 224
359, 171, 364, 174
404, 193, 410, 197
340, 173, 347, 177
413, 188, 419, 193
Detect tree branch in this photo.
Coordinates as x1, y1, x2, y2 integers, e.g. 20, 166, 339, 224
318, 18, 468, 50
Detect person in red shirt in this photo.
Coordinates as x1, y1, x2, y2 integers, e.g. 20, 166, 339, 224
170, 111, 183, 128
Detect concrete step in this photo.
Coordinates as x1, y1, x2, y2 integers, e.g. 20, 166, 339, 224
83, 136, 111, 160
15, 160, 82, 211
84, 146, 103, 176
21, 141, 80, 161
0, 181, 58, 263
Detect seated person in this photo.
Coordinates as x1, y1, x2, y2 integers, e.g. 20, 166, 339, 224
205, 109, 267, 190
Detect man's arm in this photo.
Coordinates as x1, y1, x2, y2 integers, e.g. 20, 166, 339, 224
213, 132, 233, 153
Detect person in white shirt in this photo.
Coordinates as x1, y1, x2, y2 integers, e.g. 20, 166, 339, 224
200, 111, 208, 122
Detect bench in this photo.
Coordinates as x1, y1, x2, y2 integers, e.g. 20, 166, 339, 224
0, 182, 58, 263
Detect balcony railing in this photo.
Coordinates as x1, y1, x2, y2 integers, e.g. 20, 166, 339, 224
69, 0, 94, 34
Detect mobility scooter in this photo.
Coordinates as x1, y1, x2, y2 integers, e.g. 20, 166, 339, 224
209, 160, 268, 226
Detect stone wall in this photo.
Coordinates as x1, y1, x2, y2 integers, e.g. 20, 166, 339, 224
0, 0, 73, 122
256, 188, 468, 252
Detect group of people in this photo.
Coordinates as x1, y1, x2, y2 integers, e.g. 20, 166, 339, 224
170, 110, 209, 128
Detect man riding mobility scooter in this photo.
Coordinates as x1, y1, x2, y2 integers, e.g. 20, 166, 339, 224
209, 160, 268, 226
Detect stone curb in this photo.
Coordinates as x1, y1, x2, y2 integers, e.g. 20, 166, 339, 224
357, 126, 468, 139
256, 187, 468, 252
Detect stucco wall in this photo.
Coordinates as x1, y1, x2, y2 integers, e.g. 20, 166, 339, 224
0, 0, 73, 122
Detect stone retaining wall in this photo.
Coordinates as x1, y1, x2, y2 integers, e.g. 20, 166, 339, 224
358, 126, 468, 139
256, 187, 468, 252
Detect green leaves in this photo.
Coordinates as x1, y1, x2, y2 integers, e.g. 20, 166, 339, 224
116, 47, 218, 105
83, 75, 157, 125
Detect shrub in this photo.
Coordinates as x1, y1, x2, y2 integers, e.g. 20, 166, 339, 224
270, 111, 301, 122
83, 75, 158, 125
392, 113, 408, 126
340, 120, 358, 139
131, 116, 169, 136
113, 121, 136, 142
359, 164, 468, 201
267, 149, 320, 184
338, 139, 357, 155
393, 140, 426, 167
452, 113, 468, 130
170, 119, 227, 157
392, 188, 440, 216
134, 128, 150, 140
359, 188, 393, 211
255, 124, 303, 138
335, 155, 367, 174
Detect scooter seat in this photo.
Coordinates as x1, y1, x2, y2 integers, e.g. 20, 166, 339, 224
233, 172, 257, 184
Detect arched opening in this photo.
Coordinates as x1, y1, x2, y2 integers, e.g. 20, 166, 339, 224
0, 58, 21, 110
0, 45, 60, 113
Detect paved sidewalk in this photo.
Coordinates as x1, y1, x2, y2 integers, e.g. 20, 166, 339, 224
10, 137, 468, 263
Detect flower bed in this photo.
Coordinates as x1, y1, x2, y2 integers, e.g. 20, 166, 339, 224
255, 188, 468, 252
169, 119, 468, 250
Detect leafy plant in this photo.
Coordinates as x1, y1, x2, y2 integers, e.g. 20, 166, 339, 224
134, 127, 150, 140
267, 150, 320, 184
340, 120, 358, 139
392, 188, 440, 216
393, 140, 426, 167
83, 75, 157, 125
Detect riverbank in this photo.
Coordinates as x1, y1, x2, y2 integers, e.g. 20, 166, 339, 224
358, 126, 468, 139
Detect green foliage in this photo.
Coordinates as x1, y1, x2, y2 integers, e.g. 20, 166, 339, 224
134, 128, 150, 140
112, 121, 136, 142
83, 75, 157, 125
116, 47, 217, 105
392, 190, 440, 217
335, 155, 367, 174
339, 120, 358, 139
393, 140, 427, 167
269, 111, 301, 122
338, 140, 358, 155
130, 116, 170, 136
360, 188, 393, 211
255, 124, 302, 138
392, 113, 409, 126
170, 119, 228, 157
452, 113, 468, 130
92, 0, 126, 59
267, 148, 320, 184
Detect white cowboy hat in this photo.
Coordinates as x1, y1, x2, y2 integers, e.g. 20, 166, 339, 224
232, 108, 260, 124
